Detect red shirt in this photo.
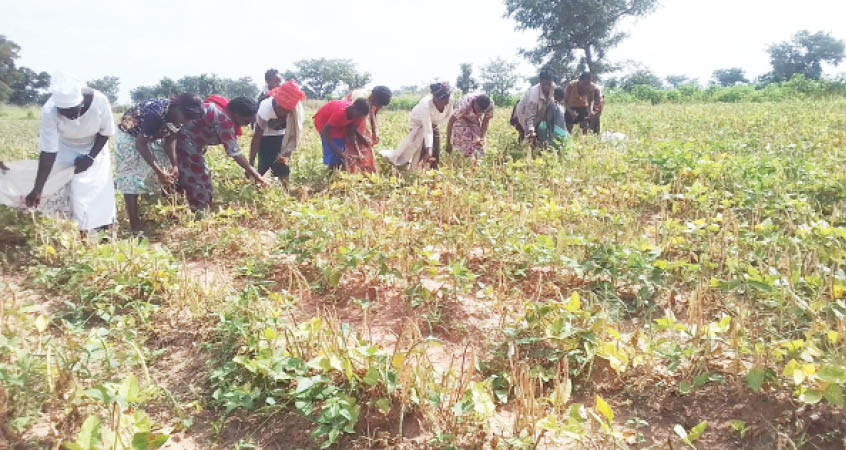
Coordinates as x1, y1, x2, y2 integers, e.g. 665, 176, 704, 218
313, 100, 361, 139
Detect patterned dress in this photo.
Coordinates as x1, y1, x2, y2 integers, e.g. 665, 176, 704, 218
451, 95, 494, 157
114, 99, 177, 194
176, 102, 242, 208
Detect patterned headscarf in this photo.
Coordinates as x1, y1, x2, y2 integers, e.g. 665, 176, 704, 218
270, 80, 306, 111
430, 82, 451, 102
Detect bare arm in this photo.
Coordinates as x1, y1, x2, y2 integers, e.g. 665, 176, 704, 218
163, 135, 178, 167
135, 135, 174, 185
481, 115, 491, 138
369, 111, 378, 145
25, 152, 57, 207
445, 115, 457, 152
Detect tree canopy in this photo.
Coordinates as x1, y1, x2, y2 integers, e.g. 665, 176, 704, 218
130, 74, 259, 103
711, 68, 749, 86
456, 63, 479, 94
504, 0, 658, 80
87, 76, 120, 104
283, 58, 371, 99
767, 30, 845, 81
480, 58, 519, 100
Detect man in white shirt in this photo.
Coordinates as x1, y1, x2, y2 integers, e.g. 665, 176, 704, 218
510, 71, 555, 146
250, 95, 290, 183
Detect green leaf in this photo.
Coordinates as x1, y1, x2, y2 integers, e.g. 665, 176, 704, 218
818, 365, 846, 384
799, 389, 823, 404
728, 419, 746, 434
679, 381, 692, 394
823, 384, 844, 406
374, 398, 392, 415
688, 420, 708, 442
131, 432, 169, 450
120, 374, 141, 403
75, 415, 102, 450
746, 367, 765, 392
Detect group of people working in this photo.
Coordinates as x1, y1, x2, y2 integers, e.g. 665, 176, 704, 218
0, 70, 604, 234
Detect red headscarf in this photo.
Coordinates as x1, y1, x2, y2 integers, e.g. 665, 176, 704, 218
204, 95, 242, 137
270, 80, 306, 111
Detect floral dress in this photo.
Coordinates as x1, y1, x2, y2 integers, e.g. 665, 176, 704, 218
114, 99, 177, 194
451, 95, 494, 157
176, 102, 242, 208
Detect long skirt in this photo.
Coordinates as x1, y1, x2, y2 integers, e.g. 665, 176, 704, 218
175, 136, 214, 209
113, 129, 171, 195
344, 121, 376, 174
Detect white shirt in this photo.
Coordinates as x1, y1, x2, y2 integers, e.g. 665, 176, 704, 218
515, 83, 554, 133
256, 97, 286, 137
409, 95, 454, 148
39, 88, 115, 156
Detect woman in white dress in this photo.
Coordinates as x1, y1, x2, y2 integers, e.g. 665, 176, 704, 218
24, 72, 117, 231
380, 82, 453, 170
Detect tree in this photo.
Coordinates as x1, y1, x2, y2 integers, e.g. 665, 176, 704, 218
8, 67, 50, 105
505, 0, 658, 79
619, 68, 663, 90
711, 68, 748, 86
480, 58, 519, 98
0, 35, 22, 102
130, 74, 259, 102
767, 30, 845, 81
456, 63, 478, 94
222, 77, 260, 99
283, 58, 370, 99
87, 76, 120, 104
665, 75, 693, 89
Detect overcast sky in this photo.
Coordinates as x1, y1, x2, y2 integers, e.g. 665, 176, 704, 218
3, 0, 844, 103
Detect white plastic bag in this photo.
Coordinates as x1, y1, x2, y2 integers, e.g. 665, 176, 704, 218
0, 160, 74, 211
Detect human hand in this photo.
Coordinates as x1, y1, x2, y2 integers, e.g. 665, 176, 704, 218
372, 135, 380, 146
25, 188, 42, 208
445, 142, 453, 153
74, 155, 94, 174
156, 167, 176, 186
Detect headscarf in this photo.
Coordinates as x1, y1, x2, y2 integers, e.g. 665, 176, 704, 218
430, 82, 451, 102
205, 95, 242, 137
270, 80, 306, 111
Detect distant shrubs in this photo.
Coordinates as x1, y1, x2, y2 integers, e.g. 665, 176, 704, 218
607, 74, 846, 104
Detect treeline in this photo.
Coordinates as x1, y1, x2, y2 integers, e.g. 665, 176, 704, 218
606, 75, 846, 104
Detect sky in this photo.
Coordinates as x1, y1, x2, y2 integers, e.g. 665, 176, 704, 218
2, 0, 844, 103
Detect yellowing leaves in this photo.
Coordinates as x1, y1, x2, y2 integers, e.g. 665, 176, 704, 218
595, 395, 614, 423
565, 291, 581, 312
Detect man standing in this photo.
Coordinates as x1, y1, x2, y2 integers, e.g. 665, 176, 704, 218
510, 71, 556, 145
563, 72, 604, 134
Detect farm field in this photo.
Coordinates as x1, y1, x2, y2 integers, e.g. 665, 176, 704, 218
1, 100, 846, 449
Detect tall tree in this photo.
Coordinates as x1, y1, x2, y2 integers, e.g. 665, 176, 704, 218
711, 68, 748, 86
480, 58, 519, 98
8, 66, 50, 105
505, 0, 658, 79
283, 58, 370, 99
665, 75, 693, 89
456, 63, 478, 94
0, 35, 22, 102
767, 30, 845, 81
87, 76, 120, 104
